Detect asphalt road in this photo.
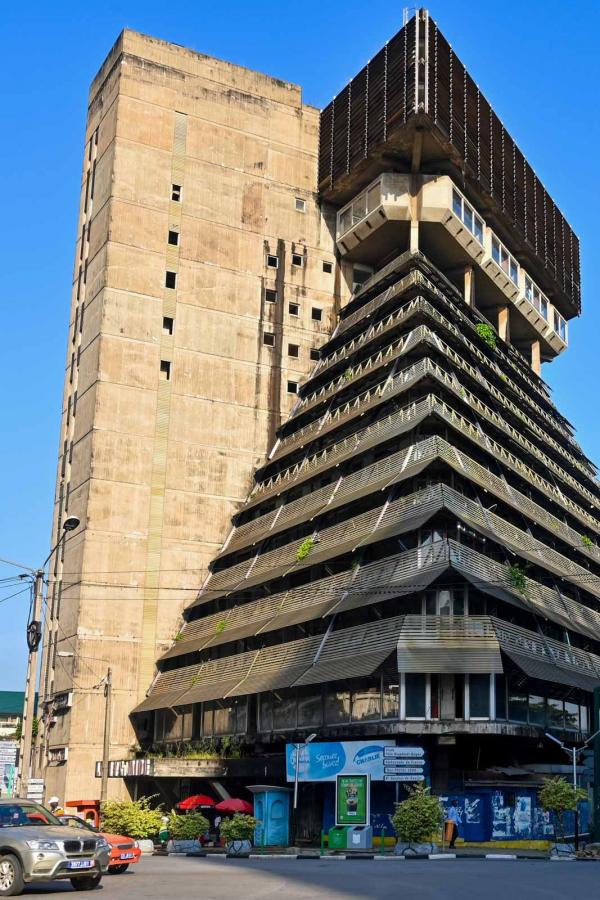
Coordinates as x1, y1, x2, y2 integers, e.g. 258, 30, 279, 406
21, 854, 600, 899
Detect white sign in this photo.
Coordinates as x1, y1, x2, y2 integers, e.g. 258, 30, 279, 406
384, 774, 425, 782
383, 759, 425, 767
383, 746, 425, 757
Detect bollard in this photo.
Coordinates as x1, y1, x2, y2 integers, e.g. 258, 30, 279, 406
380, 827, 386, 854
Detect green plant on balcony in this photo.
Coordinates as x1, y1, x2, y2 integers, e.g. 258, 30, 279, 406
190, 672, 202, 686
343, 367, 354, 382
582, 535, 594, 550
296, 536, 315, 562
475, 323, 497, 350
215, 619, 228, 634
508, 563, 527, 594
173, 631, 184, 642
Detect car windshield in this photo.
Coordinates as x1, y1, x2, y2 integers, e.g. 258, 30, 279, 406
60, 816, 99, 833
0, 802, 62, 828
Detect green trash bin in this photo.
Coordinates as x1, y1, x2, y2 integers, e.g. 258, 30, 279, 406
328, 826, 348, 850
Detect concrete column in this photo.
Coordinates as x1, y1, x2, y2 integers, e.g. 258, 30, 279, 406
498, 306, 510, 343
410, 219, 419, 253
463, 265, 475, 307
531, 339, 541, 376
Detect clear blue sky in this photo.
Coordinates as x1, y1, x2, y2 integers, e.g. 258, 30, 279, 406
1, 0, 599, 689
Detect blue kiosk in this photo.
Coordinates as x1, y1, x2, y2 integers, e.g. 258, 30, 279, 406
248, 784, 291, 847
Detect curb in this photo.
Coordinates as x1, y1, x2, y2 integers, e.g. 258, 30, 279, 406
188, 851, 557, 862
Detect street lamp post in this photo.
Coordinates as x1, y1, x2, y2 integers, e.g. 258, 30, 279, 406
545, 729, 600, 850
11, 515, 80, 799
292, 732, 316, 846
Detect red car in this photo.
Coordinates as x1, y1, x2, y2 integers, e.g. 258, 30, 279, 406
59, 815, 141, 873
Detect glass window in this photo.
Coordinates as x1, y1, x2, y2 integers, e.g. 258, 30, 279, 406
508, 692, 528, 722
580, 704, 589, 733
163, 709, 181, 741
564, 701, 579, 730
452, 190, 462, 217
547, 698, 564, 729
528, 695, 545, 726
338, 208, 351, 236
453, 590, 465, 616
297, 691, 323, 727
325, 690, 351, 724
235, 699, 247, 734
202, 704, 214, 736
474, 216, 484, 243
495, 675, 507, 719
179, 705, 194, 740
492, 238, 501, 264
438, 589, 452, 616
455, 674, 465, 718
213, 702, 236, 735
353, 193, 367, 223
463, 204, 474, 232
405, 674, 427, 718
509, 260, 518, 284
351, 679, 381, 722
469, 675, 490, 718
382, 676, 399, 719
273, 693, 297, 730
367, 183, 381, 213
259, 694, 273, 732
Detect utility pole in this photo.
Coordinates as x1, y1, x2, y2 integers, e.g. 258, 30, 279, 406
100, 667, 112, 805
15, 569, 44, 799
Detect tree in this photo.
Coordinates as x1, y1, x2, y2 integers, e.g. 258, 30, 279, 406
101, 795, 164, 840
391, 784, 443, 845
539, 777, 586, 843
167, 811, 209, 841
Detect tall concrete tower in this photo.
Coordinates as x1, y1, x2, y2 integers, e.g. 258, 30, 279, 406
40, 29, 339, 799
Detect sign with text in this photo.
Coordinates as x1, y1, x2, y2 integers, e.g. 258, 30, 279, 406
336, 774, 369, 826
286, 740, 395, 782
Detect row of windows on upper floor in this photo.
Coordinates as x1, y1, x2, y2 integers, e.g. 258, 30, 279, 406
336, 179, 568, 343
171, 183, 309, 216
451, 188, 568, 341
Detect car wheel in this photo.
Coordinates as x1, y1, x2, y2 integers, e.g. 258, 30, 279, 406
70, 874, 102, 891
109, 864, 129, 874
0, 855, 24, 897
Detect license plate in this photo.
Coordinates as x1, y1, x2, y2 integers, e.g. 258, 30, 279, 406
119, 853, 135, 860
67, 860, 94, 870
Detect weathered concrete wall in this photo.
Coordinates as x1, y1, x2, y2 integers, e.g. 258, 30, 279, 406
40, 29, 338, 800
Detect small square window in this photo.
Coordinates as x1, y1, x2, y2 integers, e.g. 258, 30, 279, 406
266, 254, 279, 268
168, 230, 179, 246
288, 343, 299, 358
287, 380, 298, 394
165, 271, 177, 289
289, 303, 300, 317
265, 289, 278, 303
263, 332, 275, 347
311, 307, 322, 322
163, 316, 174, 335
323, 261, 333, 274
310, 348, 320, 361
295, 198, 306, 212
171, 184, 181, 202
292, 253, 304, 267
160, 360, 171, 381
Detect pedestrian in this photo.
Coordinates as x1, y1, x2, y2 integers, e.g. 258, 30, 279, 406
446, 801, 460, 849
48, 796, 64, 816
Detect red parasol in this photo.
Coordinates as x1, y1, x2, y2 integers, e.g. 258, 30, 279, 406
176, 794, 215, 810
214, 798, 254, 815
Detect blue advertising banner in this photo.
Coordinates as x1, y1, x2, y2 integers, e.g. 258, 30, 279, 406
286, 740, 398, 782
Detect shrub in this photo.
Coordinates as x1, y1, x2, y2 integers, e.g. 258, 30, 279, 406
391, 784, 443, 845
296, 536, 315, 562
539, 777, 586, 842
343, 368, 354, 382
215, 619, 227, 634
220, 813, 258, 843
475, 323, 497, 350
582, 535, 594, 550
508, 563, 527, 594
167, 811, 209, 841
173, 631, 184, 642
101, 796, 163, 839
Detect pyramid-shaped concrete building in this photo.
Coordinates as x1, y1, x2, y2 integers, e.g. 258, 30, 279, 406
131, 10, 599, 832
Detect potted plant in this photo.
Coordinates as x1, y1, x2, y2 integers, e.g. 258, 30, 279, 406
390, 784, 443, 856
539, 777, 586, 857
219, 813, 258, 857
166, 811, 210, 854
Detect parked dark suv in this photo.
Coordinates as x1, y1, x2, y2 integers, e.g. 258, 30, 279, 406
0, 799, 110, 895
